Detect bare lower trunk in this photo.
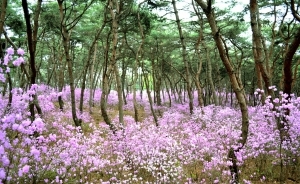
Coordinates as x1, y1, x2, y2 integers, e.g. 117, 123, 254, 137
250, 0, 273, 97
206, 47, 219, 105
22, 0, 43, 122
89, 44, 96, 114
101, 65, 115, 132
172, 0, 193, 114
109, 0, 123, 126
283, 28, 300, 96
57, 0, 80, 127
143, 71, 158, 126
195, 1, 249, 182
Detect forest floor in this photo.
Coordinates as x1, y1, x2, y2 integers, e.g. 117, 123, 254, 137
86, 103, 299, 184
2, 88, 300, 184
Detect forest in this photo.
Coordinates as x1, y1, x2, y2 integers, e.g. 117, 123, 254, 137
0, 0, 300, 183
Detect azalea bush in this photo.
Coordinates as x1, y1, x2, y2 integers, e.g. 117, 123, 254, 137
1, 48, 300, 183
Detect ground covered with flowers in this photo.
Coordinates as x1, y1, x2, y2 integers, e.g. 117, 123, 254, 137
1, 50, 300, 184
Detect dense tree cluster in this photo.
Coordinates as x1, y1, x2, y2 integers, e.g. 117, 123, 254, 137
0, 0, 299, 183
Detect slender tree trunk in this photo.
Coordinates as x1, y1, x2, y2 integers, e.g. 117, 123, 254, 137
22, 0, 43, 122
132, 0, 147, 122
0, 0, 7, 35
143, 72, 158, 126
165, 79, 172, 107
109, 0, 124, 126
151, 56, 156, 104
250, 0, 274, 97
0, 0, 7, 57
193, 17, 204, 107
154, 40, 162, 106
172, 0, 193, 114
283, 28, 300, 96
0, 0, 7, 86
57, 0, 81, 127
0, 0, 12, 113
121, 58, 127, 105
89, 43, 97, 114
101, 65, 116, 132
58, 54, 65, 111
195, 1, 249, 182
255, 64, 265, 103
80, 13, 107, 115
100, 30, 116, 131
165, 74, 175, 106
205, 47, 218, 105
292, 59, 300, 89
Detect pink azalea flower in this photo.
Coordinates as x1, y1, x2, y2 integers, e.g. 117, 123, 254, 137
17, 48, 25, 56
6, 47, 14, 55
22, 165, 30, 174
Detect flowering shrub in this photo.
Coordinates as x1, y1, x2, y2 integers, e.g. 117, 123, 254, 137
1, 49, 300, 183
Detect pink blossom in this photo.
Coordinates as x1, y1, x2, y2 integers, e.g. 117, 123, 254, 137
30, 147, 40, 159
22, 165, 30, 174
12, 57, 25, 66
6, 47, 14, 55
2, 156, 10, 166
17, 48, 25, 55
0, 74, 5, 82
0, 169, 6, 179
3, 55, 11, 65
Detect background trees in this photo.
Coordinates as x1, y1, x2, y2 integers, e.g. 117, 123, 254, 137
2, 0, 298, 108
0, 0, 299, 183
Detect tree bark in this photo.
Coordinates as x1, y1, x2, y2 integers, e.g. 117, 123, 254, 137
143, 72, 158, 126
250, 0, 273, 97
205, 47, 218, 105
58, 53, 66, 111
283, 28, 300, 96
22, 0, 43, 122
172, 0, 194, 114
191, 0, 204, 107
100, 30, 116, 131
57, 0, 81, 127
80, 9, 107, 115
0, 0, 7, 33
195, 0, 250, 182
109, 0, 124, 126
132, 0, 147, 122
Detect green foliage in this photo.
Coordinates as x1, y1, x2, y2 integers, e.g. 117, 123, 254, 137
40, 3, 60, 34
5, 5, 25, 35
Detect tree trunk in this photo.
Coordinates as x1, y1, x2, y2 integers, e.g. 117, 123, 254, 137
191, 0, 204, 107
80, 11, 107, 115
255, 64, 265, 103
58, 54, 65, 111
132, 0, 147, 122
109, 0, 124, 126
143, 72, 158, 126
283, 28, 300, 96
57, 0, 81, 127
100, 30, 116, 131
195, 1, 250, 182
121, 58, 127, 105
172, 0, 193, 114
89, 43, 97, 114
250, 0, 273, 97
0, 0, 11, 113
0, 0, 7, 34
101, 65, 116, 132
22, 0, 43, 122
205, 47, 219, 105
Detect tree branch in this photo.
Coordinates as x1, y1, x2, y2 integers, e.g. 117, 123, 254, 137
291, 0, 300, 22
